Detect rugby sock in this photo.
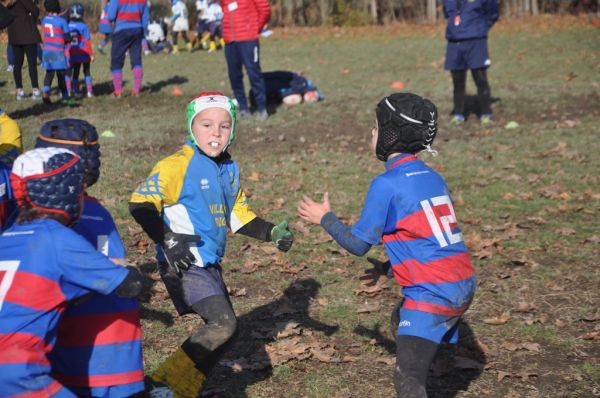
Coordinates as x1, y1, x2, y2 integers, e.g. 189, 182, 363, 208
132, 66, 143, 95
111, 69, 123, 94
151, 347, 206, 397
85, 76, 93, 95
65, 75, 72, 94
43, 85, 50, 95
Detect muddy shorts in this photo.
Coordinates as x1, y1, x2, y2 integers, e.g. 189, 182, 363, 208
159, 262, 229, 315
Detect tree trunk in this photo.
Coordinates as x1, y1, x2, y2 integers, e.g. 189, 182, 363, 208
427, 0, 436, 23
531, 0, 539, 15
371, 0, 378, 23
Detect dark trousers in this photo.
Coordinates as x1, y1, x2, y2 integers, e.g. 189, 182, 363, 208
224, 40, 266, 112
451, 68, 492, 116
44, 69, 68, 97
12, 44, 39, 89
111, 28, 143, 71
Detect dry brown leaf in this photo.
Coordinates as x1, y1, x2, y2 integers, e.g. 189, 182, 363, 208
287, 178, 302, 191
511, 258, 539, 268
483, 312, 510, 325
521, 342, 541, 352
503, 192, 515, 200
375, 356, 396, 366
229, 287, 247, 297
247, 171, 261, 182
292, 220, 311, 236
354, 283, 385, 297
318, 297, 329, 306
514, 301, 537, 313
310, 345, 341, 363
557, 227, 576, 236
580, 331, 600, 341
583, 235, 600, 244
497, 370, 512, 382
357, 302, 381, 314
241, 261, 259, 274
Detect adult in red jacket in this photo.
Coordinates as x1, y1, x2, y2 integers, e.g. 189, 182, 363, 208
221, 0, 270, 121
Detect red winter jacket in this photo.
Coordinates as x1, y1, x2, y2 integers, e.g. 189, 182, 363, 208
221, 0, 270, 43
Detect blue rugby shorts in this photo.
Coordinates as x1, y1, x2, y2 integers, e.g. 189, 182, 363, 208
444, 38, 490, 71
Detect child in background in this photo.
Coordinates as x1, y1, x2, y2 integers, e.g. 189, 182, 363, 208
194, 0, 210, 49
0, 147, 143, 397
170, 0, 191, 53
41, 0, 73, 105
204, 0, 223, 52
146, 18, 172, 53
97, 2, 112, 54
107, 0, 149, 97
298, 93, 476, 398
67, 3, 94, 98
34, 119, 145, 397
129, 92, 294, 397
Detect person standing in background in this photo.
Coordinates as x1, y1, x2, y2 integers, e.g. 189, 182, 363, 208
443, 0, 498, 126
221, 0, 270, 121
6, 0, 42, 100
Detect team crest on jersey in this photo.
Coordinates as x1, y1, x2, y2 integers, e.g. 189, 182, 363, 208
200, 178, 210, 190
136, 172, 163, 199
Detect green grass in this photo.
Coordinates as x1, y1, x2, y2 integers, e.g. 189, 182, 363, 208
2, 15, 599, 397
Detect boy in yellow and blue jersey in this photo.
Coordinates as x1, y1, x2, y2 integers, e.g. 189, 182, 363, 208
129, 91, 293, 397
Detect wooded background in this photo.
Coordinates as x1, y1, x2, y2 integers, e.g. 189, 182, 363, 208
83, 0, 600, 29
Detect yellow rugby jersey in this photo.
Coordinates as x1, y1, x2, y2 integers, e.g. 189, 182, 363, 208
130, 142, 256, 266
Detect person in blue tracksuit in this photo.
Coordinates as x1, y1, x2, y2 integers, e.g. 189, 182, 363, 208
443, 0, 498, 126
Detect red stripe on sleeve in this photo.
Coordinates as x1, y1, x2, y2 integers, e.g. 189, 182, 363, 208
391, 252, 475, 285
0, 332, 51, 365
54, 369, 144, 387
56, 310, 142, 346
6, 271, 65, 311
403, 298, 468, 317
10, 379, 63, 398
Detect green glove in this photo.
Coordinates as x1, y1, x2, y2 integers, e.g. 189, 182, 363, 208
271, 220, 294, 252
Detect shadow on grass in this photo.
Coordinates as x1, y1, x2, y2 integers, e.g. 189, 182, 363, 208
354, 316, 485, 398
143, 75, 188, 94
8, 100, 81, 120
452, 95, 501, 120
205, 278, 338, 397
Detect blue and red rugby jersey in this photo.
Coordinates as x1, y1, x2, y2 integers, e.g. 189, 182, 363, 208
0, 218, 129, 397
98, 4, 113, 34
67, 21, 93, 64
41, 14, 70, 70
352, 154, 476, 325
107, 0, 149, 33
49, 196, 144, 397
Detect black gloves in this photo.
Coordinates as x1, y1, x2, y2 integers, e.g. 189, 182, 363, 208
161, 231, 201, 276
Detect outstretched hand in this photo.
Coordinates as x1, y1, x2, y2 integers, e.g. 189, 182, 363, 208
297, 192, 331, 225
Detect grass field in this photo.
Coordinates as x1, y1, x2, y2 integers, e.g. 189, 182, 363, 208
2, 15, 599, 397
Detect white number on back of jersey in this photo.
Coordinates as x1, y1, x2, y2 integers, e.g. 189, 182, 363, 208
0, 261, 20, 312
420, 195, 463, 247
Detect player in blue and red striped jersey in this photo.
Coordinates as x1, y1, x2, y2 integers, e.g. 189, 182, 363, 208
67, 3, 95, 98
98, 3, 113, 54
41, 0, 73, 104
33, 119, 146, 397
299, 93, 476, 398
0, 147, 143, 398
107, 0, 149, 97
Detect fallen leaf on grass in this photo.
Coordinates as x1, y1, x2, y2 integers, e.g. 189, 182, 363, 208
241, 261, 259, 274
292, 220, 311, 236
497, 370, 512, 382
247, 171, 261, 181
580, 331, 600, 341
556, 227, 576, 236
582, 235, 600, 244
310, 345, 341, 363
228, 287, 247, 297
357, 302, 381, 313
514, 301, 537, 313
375, 356, 396, 366
511, 257, 539, 268
354, 283, 386, 297
500, 341, 541, 352
483, 312, 510, 325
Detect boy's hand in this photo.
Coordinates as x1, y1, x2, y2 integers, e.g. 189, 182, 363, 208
271, 220, 294, 252
161, 232, 201, 276
297, 192, 331, 225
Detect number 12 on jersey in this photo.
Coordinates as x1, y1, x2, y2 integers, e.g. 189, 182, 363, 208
420, 195, 463, 248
